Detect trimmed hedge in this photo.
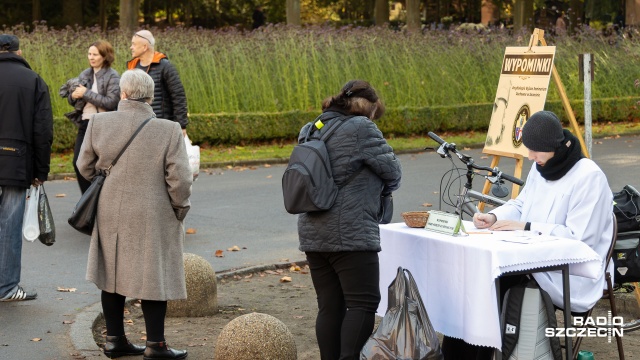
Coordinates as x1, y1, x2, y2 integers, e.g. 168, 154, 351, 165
52, 96, 640, 152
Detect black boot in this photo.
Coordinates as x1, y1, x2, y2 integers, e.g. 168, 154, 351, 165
143, 341, 188, 360
103, 335, 145, 358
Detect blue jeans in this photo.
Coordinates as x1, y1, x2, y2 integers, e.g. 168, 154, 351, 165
0, 186, 26, 298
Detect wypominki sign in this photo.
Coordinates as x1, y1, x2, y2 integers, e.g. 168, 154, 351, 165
484, 46, 556, 157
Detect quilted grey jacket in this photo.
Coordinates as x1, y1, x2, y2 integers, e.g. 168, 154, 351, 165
297, 111, 402, 252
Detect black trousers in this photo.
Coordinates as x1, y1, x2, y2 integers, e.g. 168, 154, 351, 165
101, 291, 167, 342
73, 121, 91, 194
306, 251, 381, 360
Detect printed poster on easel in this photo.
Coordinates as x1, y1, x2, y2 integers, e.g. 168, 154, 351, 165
483, 46, 556, 158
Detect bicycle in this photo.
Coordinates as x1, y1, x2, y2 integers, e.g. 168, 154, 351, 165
427, 132, 524, 219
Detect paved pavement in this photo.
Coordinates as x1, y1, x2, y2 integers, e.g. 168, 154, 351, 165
0, 134, 638, 359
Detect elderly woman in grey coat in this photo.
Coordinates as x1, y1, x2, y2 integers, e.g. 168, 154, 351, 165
297, 80, 402, 360
77, 69, 191, 360
68, 39, 120, 194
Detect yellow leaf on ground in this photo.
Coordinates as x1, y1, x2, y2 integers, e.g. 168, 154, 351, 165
227, 245, 241, 251
214, 250, 224, 257
57, 287, 77, 292
290, 265, 301, 272
55, 193, 66, 198
280, 276, 292, 283
421, 203, 433, 207
31, 338, 42, 342
186, 228, 197, 234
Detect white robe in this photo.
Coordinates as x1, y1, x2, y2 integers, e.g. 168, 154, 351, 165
491, 158, 613, 312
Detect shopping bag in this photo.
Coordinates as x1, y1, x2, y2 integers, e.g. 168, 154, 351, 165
37, 184, 55, 246
184, 135, 200, 181
360, 267, 444, 360
68, 172, 105, 236
22, 185, 40, 242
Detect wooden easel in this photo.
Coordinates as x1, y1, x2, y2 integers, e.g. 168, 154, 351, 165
478, 28, 589, 212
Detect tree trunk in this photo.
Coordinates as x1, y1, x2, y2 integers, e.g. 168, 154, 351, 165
568, 0, 583, 34
513, 0, 533, 34
99, 0, 107, 31
120, 0, 140, 33
32, 0, 42, 22
374, 0, 389, 25
63, 0, 83, 26
286, 0, 301, 25
406, 0, 421, 31
143, 0, 155, 25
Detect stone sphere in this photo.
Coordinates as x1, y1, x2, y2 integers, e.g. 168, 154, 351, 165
167, 253, 217, 317
215, 312, 297, 360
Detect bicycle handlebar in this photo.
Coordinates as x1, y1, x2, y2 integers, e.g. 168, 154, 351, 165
427, 131, 524, 186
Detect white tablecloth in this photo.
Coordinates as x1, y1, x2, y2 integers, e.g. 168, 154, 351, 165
377, 221, 603, 349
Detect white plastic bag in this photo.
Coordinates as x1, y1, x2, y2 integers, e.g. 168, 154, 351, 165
22, 185, 40, 242
184, 135, 200, 181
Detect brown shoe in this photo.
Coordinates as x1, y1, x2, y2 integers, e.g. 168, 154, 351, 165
103, 335, 145, 358
143, 341, 187, 360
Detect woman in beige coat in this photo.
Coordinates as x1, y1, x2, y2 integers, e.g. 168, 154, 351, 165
77, 69, 192, 360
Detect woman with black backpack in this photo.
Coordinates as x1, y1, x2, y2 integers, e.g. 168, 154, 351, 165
296, 80, 402, 359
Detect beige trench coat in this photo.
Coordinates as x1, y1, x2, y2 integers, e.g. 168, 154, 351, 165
77, 100, 192, 301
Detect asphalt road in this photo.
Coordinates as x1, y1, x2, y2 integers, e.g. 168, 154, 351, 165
0, 134, 638, 359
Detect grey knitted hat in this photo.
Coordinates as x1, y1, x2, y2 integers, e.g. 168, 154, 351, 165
522, 111, 565, 152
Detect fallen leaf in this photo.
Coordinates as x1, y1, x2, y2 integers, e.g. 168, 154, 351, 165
63, 176, 76, 181
293, 315, 304, 319
264, 164, 271, 168
421, 203, 433, 207
266, 175, 272, 179
280, 276, 292, 282
290, 265, 301, 271
57, 287, 77, 292
227, 245, 241, 251
264, 270, 279, 275
55, 193, 66, 198
186, 228, 197, 234
480, 156, 488, 159
214, 250, 224, 257
62, 320, 75, 325
124, 319, 134, 324
31, 338, 42, 342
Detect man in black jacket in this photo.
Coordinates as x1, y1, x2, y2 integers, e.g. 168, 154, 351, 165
127, 30, 188, 136
0, 34, 53, 302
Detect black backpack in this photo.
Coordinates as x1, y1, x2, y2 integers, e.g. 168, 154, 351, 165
500, 278, 562, 360
282, 114, 353, 214
613, 185, 640, 232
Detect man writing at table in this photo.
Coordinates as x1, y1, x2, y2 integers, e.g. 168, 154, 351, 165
444, 110, 614, 359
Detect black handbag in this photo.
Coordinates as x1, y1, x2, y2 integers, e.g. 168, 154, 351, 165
378, 193, 394, 224
68, 117, 153, 235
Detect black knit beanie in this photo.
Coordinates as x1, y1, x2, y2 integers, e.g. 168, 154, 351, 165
522, 111, 565, 152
